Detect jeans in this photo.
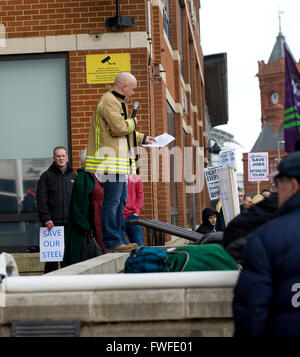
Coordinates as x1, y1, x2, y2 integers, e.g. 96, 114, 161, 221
125, 215, 144, 247
101, 174, 129, 250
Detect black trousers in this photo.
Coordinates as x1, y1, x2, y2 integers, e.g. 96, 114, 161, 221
44, 261, 59, 274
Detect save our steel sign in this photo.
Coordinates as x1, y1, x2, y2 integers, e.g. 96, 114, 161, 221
248, 152, 269, 182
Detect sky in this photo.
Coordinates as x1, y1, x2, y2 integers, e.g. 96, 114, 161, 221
200, 0, 300, 173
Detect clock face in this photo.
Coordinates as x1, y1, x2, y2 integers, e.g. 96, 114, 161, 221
271, 92, 279, 104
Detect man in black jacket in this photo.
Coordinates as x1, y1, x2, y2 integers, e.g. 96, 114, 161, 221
223, 191, 278, 264
36, 146, 76, 273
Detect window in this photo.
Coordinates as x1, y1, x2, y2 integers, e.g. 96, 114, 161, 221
0, 53, 70, 252
178, 0, 184, 76
167, 102, 178, 226
163, 0, 172, 44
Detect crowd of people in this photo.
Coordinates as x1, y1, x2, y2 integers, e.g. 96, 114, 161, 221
34, 70, 300, 337
196, 138, 300, 337
36, 72, 153, 272
233, 150, 300, 337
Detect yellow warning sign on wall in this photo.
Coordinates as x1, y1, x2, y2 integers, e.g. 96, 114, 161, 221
86, 53, 131, 84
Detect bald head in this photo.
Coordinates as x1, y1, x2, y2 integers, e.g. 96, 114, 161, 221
115, 72, 136, 86
113, 72, 137, 98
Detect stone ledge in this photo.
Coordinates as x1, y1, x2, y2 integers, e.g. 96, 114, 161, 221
91, 289, 185, 322
186, 288, 234, 318
0, 319, 234, 338
1, 251, 236, 337
0, 287, 233, 324
12, 253, 44, 276
46, 252, 130, 276
80, 319, 234, 337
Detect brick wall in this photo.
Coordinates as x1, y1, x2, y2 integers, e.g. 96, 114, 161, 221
0, 0, 147, 38
1, 0, 209, 242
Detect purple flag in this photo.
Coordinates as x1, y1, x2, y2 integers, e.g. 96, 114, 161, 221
284, 44, 300, 152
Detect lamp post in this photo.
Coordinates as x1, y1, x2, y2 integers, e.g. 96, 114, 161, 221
204, 140, 221, 166
277, 140, 285, 164
204, 141, 221, 154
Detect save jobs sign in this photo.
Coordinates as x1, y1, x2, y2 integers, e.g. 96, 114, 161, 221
248, 152, 269, 181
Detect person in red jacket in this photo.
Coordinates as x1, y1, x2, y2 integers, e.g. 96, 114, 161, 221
123, 174, 144, 246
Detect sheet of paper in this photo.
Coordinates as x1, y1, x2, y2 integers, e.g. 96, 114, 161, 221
142, 133, 175, 147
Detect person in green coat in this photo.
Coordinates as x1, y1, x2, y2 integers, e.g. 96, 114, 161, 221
63, 151, 104, 266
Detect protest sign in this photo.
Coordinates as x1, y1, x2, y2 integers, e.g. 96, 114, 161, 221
217, 166, 240, 226
248, 152, 269, 181
219, 149, 236, 169
204, 165, 222, 200
40, 226, 64, 262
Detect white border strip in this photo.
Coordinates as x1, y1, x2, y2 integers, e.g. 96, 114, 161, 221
0, 32, 150, 55
0, 271, 239, 293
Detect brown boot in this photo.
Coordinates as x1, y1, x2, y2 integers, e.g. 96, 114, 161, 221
127, 243, 138, 249
104, 244, 134, 253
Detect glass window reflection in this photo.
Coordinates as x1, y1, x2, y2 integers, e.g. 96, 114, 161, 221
0, 158, 52, 252
0, 222, 41, 253
0, 158, 51, 214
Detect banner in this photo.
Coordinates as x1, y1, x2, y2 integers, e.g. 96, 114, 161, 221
248, 152, 269, 181
217, 166, 240, 226
204, 150, 236, 201
219, 148, 236, 169
204, 165, 222, 200
284, 44, 300, 152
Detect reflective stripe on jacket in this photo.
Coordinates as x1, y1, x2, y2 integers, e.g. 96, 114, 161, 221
85, 89, 145, 174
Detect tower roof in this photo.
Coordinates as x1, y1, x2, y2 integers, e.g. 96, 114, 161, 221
268, 32, 295, 63
251, 122, 284, 152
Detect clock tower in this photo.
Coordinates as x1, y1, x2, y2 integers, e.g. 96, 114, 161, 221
243, 30, 300, 195
257, 31, 286, 134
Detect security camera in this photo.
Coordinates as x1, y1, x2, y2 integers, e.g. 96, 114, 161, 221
101, 56, 115, 65
101, 56, 111, 64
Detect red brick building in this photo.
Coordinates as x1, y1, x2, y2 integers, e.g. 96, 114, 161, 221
243, 31, 300, 195
0, 0, 227, 251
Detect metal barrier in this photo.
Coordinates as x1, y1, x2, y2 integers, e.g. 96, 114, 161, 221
129, 219, 204, 245
130, 219, 224, 246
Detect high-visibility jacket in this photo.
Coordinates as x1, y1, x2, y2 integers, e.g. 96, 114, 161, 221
85, 89, 146, 175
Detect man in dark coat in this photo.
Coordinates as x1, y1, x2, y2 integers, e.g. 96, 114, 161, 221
223, 191, 278, 264
36, 146, 76, 273
232, 150, 300, 337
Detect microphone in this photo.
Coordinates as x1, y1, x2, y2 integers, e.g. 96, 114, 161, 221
131, 101, 139, 119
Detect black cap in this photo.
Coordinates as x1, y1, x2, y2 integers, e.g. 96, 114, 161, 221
278, 151, 300, 178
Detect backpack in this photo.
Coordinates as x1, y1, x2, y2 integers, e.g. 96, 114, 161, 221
165, 244, 239, 272
124, 246, 167, 273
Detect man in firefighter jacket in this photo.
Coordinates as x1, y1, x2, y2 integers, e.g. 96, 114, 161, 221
85, 72, 155, 253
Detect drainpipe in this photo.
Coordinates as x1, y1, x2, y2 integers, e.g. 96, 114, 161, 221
0, 271, 239, 293
147, 0, 152, 40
